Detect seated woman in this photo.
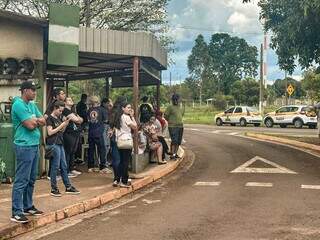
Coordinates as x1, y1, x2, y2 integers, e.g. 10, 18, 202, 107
150, 116, 171, 159
143, 117, 167, 165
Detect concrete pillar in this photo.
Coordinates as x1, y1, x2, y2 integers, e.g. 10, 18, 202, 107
156, 82, 160, 112
133, 57, 140, 154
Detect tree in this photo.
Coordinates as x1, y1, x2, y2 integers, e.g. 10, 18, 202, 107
272, 77, 305, 98
208, 33, 259, 95
301, 70, 320, 103
230, 78, 260, 106
187, 34, 210, 105
244, 0, 320, 73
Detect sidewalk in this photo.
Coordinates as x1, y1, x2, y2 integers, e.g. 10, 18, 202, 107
0, 150, 185, 239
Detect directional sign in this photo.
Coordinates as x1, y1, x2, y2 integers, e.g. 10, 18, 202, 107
287, 84, 295, 96
230, 156, 297, 174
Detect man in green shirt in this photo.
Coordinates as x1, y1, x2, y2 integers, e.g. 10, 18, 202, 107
11, 81, 46, 223
165, 94, 185, 159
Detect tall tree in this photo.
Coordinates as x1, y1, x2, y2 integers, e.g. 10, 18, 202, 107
301, 70, 320, 103
230, 78, 260, 106
244, 0, 320, 73
208, 33, 259, 95
187, 34, 210, 104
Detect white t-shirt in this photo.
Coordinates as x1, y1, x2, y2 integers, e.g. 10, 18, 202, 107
117, 114, 134, 140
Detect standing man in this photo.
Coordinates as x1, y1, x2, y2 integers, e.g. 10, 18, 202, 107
314, 102, 320, 138
165, 94, 185, 160
11, 81, 46, 223
76, 94, 88, 128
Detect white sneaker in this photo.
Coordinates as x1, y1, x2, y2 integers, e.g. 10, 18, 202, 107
68, 173, 77, 178
71, 170, 82, 175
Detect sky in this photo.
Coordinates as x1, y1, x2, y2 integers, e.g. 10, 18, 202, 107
162, 0, 302, 85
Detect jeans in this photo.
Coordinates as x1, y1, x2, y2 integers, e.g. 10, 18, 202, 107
111, 135, 120, 181
118, 149, 132, 184
49, 144, 71, 190
12, 145, 39, 216
88, 135, 107, 169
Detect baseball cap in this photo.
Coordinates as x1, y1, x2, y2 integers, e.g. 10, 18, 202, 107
19, 81, 40, 91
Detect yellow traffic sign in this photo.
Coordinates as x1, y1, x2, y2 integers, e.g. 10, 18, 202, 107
287, 84, 294, 96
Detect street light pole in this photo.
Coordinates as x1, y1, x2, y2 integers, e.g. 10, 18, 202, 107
285, 71, 288, 105
259, 44, 264, 114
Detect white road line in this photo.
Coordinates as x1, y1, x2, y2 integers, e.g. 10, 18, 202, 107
194, 181, 221, 186
245, 182, 273, 187
301, 185, 320, 190
227, 132, 240, 136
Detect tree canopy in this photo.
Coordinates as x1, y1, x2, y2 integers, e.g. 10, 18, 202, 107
243, 0, 320, 73
186, 33, 258, 101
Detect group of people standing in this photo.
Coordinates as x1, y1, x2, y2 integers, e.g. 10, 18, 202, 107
9, 80, 184, 223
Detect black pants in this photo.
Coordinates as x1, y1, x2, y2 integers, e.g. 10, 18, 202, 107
117, 149, 131, 184
88, 135, 106, 169
64, 132, 80, 172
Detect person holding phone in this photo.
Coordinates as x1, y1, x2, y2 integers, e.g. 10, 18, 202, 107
46, 101, 80, 197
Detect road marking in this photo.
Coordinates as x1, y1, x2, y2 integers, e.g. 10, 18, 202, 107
231, 156, 297, 174
227, 132, 240, 136
301, 185, 320, 190
194, 181, 221, 186
245, 182, 273, 187
142, 199, 161, 204
189, 128, 201, 131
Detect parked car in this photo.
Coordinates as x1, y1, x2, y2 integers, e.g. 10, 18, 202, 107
263, 105, 317, 129
215, 106, 262, 127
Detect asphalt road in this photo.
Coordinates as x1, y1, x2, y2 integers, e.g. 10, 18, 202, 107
28, 126, 320, 240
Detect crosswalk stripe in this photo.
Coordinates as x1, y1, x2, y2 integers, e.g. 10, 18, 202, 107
194, 182, 221, 186
245, 182, 273, 187
301, 185, 320, 190
227, 132, 240, 136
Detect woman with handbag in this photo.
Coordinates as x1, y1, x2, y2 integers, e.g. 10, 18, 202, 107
114, 102, 137, 188
46, 101, 80, 197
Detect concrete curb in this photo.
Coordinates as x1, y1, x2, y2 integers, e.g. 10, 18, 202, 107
0, 150, 185, 240
245, 132, 320, 154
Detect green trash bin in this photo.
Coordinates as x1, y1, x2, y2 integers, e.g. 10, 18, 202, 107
0, 123, 15, 179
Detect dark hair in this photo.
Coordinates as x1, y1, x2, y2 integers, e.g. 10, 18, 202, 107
112, 101, 130, 130
53, 100, 65, 109
53, 88, 64, 98
81, 94, 87, 101
141, 96, 148, 102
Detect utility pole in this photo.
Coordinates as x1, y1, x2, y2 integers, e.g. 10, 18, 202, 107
285, 71, 288, 105
259, 44, 263, 114
199, 80, 202, 106
169, 72, 172, 87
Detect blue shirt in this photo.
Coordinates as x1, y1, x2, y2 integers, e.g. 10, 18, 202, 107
12, 97, 42, 146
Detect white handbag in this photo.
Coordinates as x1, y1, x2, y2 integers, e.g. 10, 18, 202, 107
116, 129, 133, 149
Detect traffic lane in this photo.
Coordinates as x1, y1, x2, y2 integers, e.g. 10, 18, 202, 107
38, 131, 320, 240
185, 123, 318, 136
185, 129, 320, 182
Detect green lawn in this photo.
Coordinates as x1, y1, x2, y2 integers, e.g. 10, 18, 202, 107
183, 106, 219, 125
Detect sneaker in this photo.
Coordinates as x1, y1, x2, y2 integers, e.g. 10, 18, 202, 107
74, 159, 85, 165
47, 176, 62, 181
23, 206, 43, 216
113, 180, 119, 187
71, 170, 82, 175
51, 188, 62, 197
66, 186, 80, 195
88, 168, 94, 173
100, 167, 112, 174
10, 214, 29, 223
119, 182, 131, 188
68, 172, 77, 178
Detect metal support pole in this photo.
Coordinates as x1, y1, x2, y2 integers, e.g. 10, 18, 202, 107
105, 77, 110, 99
133, 57, 139, 154
156, 82, 160, 112
66, 80, 69, 96
285, 71, 288, 105
259, 44, 264, 114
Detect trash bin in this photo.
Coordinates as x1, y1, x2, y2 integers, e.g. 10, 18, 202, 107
0, 123, 15, 179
